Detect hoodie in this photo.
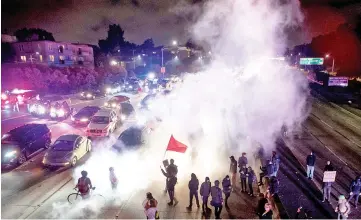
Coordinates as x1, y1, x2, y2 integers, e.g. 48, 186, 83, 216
200, 179, 211, 197
188, 174, 199, 193
222, 177, 232, 194
350, 178, 361, 193
211, 185, 223, 205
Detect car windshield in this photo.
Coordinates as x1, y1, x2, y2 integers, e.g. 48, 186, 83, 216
77, 107, 99, 115
120, 103, 135, 116
52, 140, 74, 151
118, 128, 143, 146
91, 116, 109, 124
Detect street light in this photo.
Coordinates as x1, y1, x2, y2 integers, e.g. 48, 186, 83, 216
325, 54, 335, 73
110, 60, 118, 66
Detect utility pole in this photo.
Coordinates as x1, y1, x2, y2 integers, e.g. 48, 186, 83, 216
133, 50, 135, 69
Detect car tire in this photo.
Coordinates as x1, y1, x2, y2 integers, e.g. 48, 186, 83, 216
71, 157, 77, 167
18, 152, 27, 165
44, 139, 51, 149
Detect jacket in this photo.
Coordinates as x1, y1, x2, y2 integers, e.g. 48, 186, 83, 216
230, 160, 237, 174
222, 177, 231, 194
238, 156, 248, 167
272, 154, 280, 166
200, 182, 211, 197
189, 178, 199, 192
166, 176, 177, 191
239, 167, 248, 179
260, 210, 273, 219
266, 163, 275, 175
350, 179, 361, 193
166, 164, 178, 177
247, 170, 256, 183
306, 154, 316, 166
324, 164, 334, 172
269, 178, 279, 195
210, 186, 223, 204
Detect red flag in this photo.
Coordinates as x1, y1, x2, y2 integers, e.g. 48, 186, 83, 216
166, 135, 188, 153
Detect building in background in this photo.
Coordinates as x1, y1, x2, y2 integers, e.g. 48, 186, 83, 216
11, 41, 94, 68
1, 34, 18, 43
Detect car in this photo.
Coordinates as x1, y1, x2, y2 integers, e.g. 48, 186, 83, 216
112, 126, 150, 152
80, 90, 101, 100
86, 109, 119, 138
1, 90, 37, 110
42, 135, 91, 167
1, 124, 51, 166
120, 102, 135, 121
71, 106, 101, 125
139, 94, 157, 110
104, 95, 130, 109
28, 95, 71, 118
105, 83, 122, 95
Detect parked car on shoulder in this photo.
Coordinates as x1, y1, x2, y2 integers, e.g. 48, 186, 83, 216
1, 124, 51, 166
42, 135, 91, 167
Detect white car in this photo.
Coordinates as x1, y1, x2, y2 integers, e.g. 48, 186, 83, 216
86, 109, 119, 137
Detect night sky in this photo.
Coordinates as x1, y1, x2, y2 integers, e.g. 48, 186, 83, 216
2, 0, 361, 47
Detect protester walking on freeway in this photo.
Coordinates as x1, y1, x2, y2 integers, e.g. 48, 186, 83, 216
200, 177, 211, 214
324, 160, 334, 172
271, 151, 280, 176
259, 160, 275, 186
239, 165, 248, 192
211, 180, 223, 219
322, 161, 334, 203
306, 151, 316, 180
222, 175, 232, 208
238, 152, 248, 168
109, 167, 118, 190
161, 159, 178, 193
187, 173, 200, 210
247, 166, 256, 196
142, 192, 158, 218
335, 195, 351, 219
229, 156, 238, 189
348, 176, 361, 208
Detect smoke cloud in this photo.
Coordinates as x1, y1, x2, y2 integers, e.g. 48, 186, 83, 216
50, 0, 309, 218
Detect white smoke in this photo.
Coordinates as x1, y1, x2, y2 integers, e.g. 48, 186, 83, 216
50, 0, 309, 218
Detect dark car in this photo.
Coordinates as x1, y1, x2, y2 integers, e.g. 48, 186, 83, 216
71, 106, 101, 125
120, 102, 135, 121
80, 90, 101, 100
104, 95, 130, 108
42, 135, 91, 167
112, 126, 149, 152
1, 124, 51, 166
139, 94, 156, 110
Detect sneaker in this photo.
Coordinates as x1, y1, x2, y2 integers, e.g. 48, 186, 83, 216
168, 202, 173, 206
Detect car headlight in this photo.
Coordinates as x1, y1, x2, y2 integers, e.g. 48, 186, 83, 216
38, 106, 46, 114
121, 114, 126, 121
50, 107, 56, 113
5, 150, 17, 158
104, 102, 109, 106
80, 118, 89, 122
5, 100, 9, 104
57, 109, 65, 117
129, 86, 133, 89
106, 88, 111, 93
81, 92, 85, 96
86, 94, 92, 98
111, 103, 116, 107
29, 105, 36, 112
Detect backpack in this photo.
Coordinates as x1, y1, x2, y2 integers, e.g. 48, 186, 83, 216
78, 178, 89, 194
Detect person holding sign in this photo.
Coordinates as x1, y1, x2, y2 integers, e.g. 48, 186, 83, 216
322, 161, 335, 203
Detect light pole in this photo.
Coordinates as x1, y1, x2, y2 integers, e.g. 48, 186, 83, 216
325, 54, 335, 73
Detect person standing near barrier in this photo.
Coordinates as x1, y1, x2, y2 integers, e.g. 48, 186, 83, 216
229, 156, 238, 190
211, 180, 223, 219
306, 151, 316, 180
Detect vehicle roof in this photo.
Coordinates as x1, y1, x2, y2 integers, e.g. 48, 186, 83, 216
57, 134, 80, 141
9, 124, 47, 135
94, 109, 113, 116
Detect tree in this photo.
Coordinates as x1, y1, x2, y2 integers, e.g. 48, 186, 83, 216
99, 24, 126, 54
140, 38, 155, 50
14, 28, 55, 42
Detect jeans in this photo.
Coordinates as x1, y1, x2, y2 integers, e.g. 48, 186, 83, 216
168, 189, 175, 203
189, 191, 199, 207
323, 185, 331, 201
240, 178, 247, 191
338, 212, 348, 219
248, 183, 253, 195
348, 192, 360, 207
307, 165, 315, 179
213, 204, 222, 219
202, 196, 209, 211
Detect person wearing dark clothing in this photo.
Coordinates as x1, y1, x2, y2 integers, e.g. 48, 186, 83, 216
166, 175, 178, 206
259, 160, 274, 186
295, 207, 312, 219
324, 161, 334, 172
256, 193, 268, 217
187, 173, 200, 209
268, 177, 279, 197
239, 165, 248, 192
247, 167, 256, 196
272, 151, 280, 176
200, 177, 211, 214
322, 181, 332, 203
161, 159, 178, 193
238, 152, 248, 168
222, 175, 232, 208
229, 156, 238, 189
261, 203, 273, 219
306, 151, 316, 179
211, 180, 223, 219
348, 176, 361, 208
